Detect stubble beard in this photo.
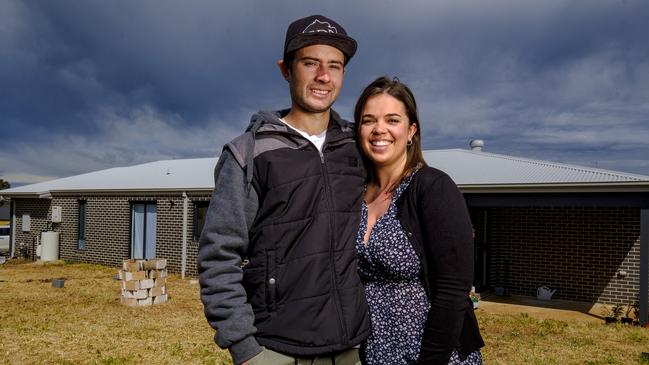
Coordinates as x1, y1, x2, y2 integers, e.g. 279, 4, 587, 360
289, 78, 338, 115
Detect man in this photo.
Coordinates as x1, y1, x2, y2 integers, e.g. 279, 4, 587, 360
198, 15, 370, 365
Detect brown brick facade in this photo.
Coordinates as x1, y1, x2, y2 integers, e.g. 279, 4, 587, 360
470, 207, 641, 305
11, 197, 644, 304
12, 193, 211, 277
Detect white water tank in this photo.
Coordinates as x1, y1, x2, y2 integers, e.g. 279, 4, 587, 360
41, 231, 60, 261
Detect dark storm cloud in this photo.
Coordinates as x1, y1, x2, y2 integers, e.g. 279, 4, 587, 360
1, 0, 649, 185
349, 0, 649, 172
0, 0, 289, 182
2, 1, 284, 130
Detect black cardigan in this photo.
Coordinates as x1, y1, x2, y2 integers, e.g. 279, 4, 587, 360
396, 166, 485, 365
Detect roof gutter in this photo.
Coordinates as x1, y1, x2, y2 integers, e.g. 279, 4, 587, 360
4, 183, 649, 197
1, 191, 54, 199
459, 181, 649, 194
48, 188, 215, 194
0, 188, 214, 198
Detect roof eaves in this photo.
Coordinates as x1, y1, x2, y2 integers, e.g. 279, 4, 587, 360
0, 191, 50, 199
2, 187, 215, 199
0, 192, 42, 199
459, 181, 649, 194
46, 187, 215, 195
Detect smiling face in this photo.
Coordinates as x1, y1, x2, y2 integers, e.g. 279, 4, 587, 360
280, 44, 345, 116
359, 93, 417, 172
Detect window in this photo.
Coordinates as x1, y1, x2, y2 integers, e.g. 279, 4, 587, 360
193, 202, 209, 240
131, 202, 157, 259
77, 200, 87, 250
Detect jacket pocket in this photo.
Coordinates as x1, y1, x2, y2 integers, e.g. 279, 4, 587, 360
242, 266, 265, 314
266, 249, 277, 312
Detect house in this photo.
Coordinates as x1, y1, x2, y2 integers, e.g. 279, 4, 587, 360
424, 148, 649, 306
1, 146, 648, 316
0, 158, 214, 277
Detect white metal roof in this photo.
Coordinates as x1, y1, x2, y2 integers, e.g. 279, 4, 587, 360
1, 149, 648, 197
424, 149, 649, 185
0, 158, 218, 196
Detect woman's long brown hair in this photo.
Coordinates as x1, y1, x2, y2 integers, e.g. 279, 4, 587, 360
354, 76, 427, 190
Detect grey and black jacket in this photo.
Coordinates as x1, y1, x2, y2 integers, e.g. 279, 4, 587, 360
198, 109, 370, 364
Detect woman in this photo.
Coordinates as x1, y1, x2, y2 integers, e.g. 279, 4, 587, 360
354, 76, 484, 365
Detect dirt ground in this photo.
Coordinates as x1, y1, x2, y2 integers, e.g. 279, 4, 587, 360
478, 294, 610, 322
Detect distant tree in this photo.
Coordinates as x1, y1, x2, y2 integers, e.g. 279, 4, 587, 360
0, 179, 9, 190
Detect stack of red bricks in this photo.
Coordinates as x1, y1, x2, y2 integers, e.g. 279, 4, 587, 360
119, 259, 168, 306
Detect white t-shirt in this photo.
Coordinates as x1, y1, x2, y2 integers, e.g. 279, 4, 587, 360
280, 118, 327, 152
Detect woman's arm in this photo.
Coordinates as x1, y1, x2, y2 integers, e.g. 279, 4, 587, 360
416, 173, 474, 365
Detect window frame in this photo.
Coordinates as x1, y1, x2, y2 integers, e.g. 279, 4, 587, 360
193, 201, 210, 241
77, 200, 87, 250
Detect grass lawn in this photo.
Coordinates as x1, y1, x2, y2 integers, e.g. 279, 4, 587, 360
1, 260, 648, 364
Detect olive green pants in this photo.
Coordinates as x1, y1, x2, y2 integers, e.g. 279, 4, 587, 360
247, 346, 361, 365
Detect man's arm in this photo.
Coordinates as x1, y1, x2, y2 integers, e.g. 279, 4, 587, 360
198, 148, 262, 365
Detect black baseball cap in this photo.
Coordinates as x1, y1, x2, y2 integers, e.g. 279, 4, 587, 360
284, 15, 357, 62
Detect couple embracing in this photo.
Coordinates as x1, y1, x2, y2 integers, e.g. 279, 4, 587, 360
198, 14, 484, 365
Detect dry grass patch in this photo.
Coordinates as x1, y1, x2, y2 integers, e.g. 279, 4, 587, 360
1, 260, 648, 364
0, 260, 230, 365
477, 311, 649, 364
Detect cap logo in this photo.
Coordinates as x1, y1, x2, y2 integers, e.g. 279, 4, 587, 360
302, 19, 338, 34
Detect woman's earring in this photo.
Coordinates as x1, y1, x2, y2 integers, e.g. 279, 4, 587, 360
407, 139, 413, 147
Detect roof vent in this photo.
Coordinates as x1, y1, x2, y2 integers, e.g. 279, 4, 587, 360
470, 139, 484, 152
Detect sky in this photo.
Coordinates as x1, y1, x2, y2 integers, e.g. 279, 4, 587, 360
1, 0, 649, 187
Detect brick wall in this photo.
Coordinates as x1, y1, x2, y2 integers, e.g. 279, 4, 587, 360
53, 195, 131, 268
13, 199, 51, 258
471, 207, 641, 304
153, 193, 210, 277
12, 193, 211, 277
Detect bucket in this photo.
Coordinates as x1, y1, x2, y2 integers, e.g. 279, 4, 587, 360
52, 278, 65, 288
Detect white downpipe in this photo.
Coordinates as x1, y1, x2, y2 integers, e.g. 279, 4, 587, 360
181, 192, 189, 279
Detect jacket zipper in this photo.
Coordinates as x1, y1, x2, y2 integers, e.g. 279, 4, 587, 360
319, 147, 349, 344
